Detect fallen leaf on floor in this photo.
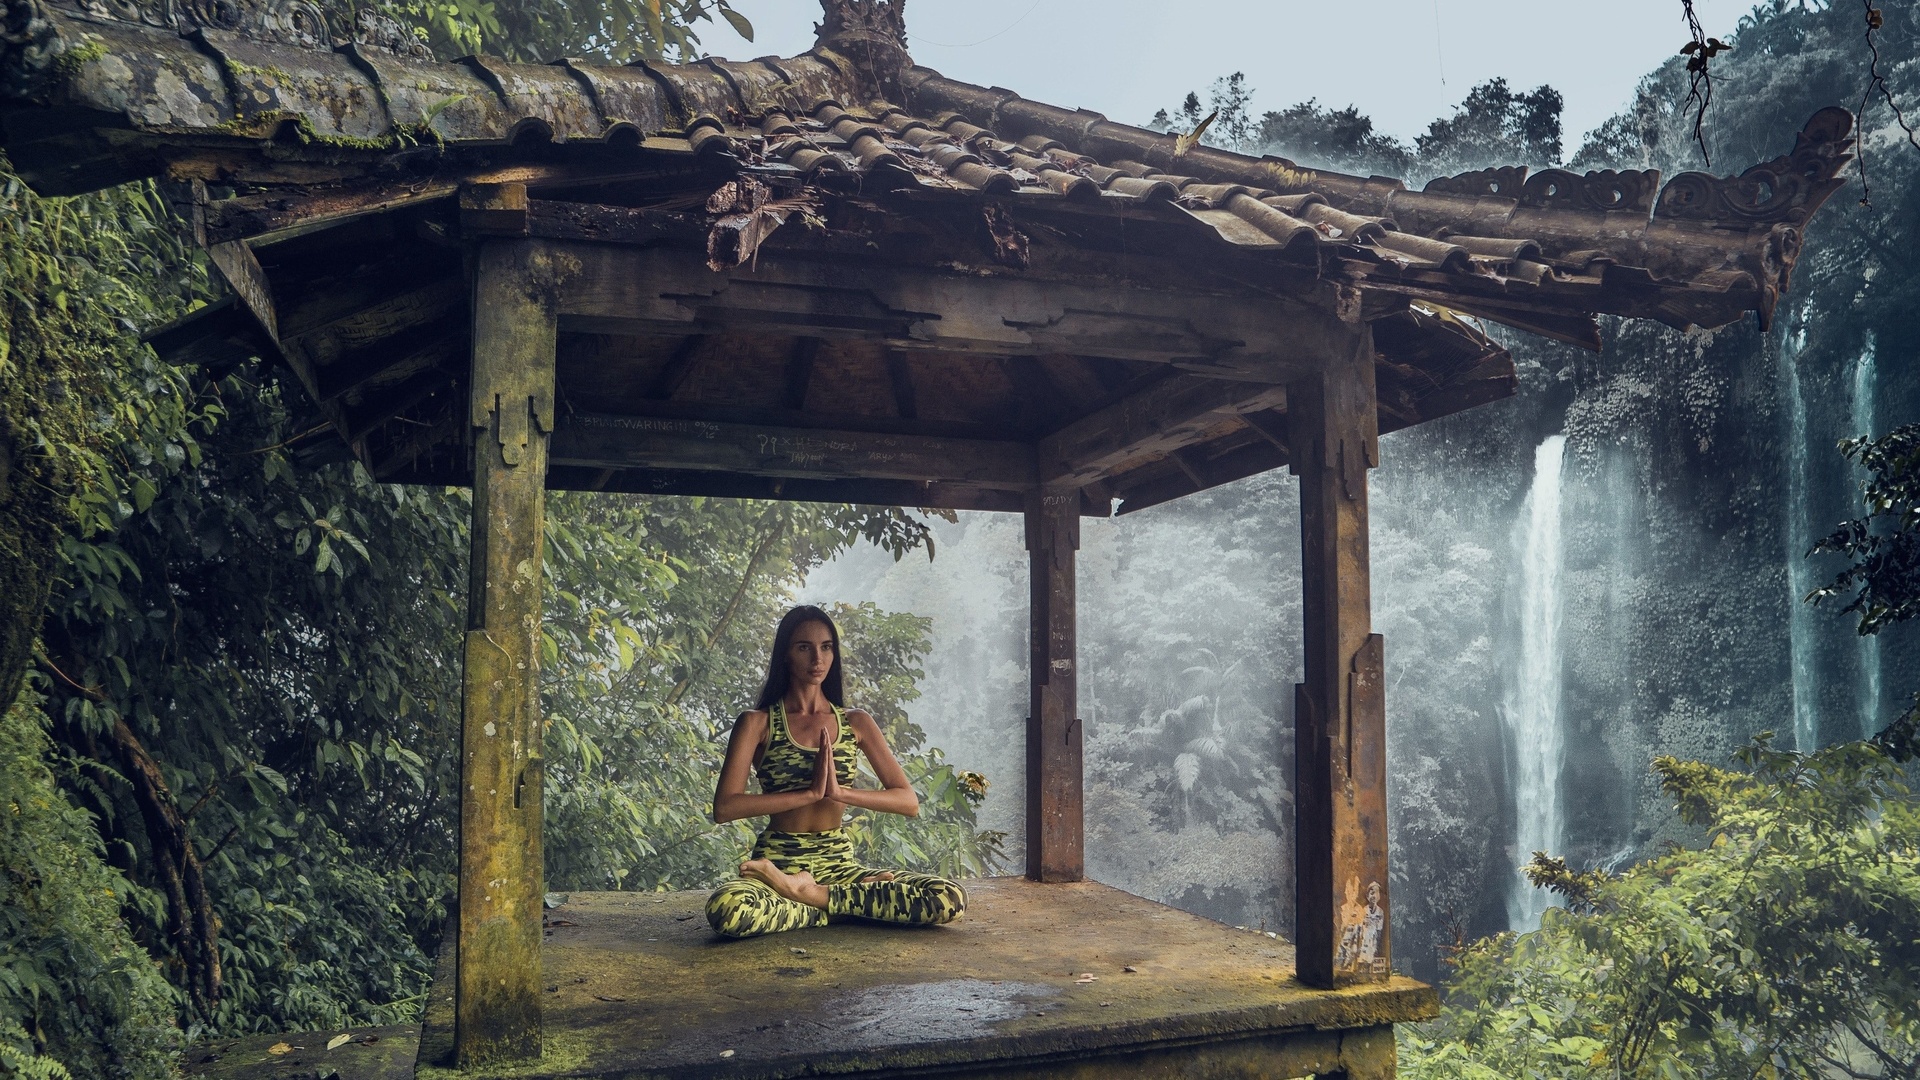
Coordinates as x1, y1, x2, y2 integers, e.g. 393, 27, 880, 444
789, 947, 808, 956
1076, 974, 1098, 984
1123, 966, 1139, 973
362, 1037, 379, 1044
592, 994, 627, 1002
268, 1043, 293, 1056
674, 914, 696, 921
326, 1034, 351, 1050
653, 897, 666, 904
1101, 1001, 1113, 1007
544, 919, 578, 927
720, 1049, 735, 1058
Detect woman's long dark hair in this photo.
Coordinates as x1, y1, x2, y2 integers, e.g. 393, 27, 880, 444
753, 605, 845, 710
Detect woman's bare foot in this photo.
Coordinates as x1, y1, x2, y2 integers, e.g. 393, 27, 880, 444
741, 858, 828, 909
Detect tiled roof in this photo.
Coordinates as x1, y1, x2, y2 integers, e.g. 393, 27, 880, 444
2, 0, 1852, 343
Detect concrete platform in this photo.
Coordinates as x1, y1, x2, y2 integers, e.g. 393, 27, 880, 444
416, 878, 1435, 1079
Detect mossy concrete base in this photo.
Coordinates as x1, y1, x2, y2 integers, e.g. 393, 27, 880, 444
417, 878, 1435, 1078
184, 1024, 420, 1080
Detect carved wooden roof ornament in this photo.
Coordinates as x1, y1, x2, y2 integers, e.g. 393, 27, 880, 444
815, 0, 908, 99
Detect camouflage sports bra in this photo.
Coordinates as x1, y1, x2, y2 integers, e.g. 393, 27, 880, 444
755, 701, 860, 794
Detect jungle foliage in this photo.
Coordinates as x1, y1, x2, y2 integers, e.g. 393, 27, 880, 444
1148, 71, 1563, 180
1817, 421, 1920, 638
1401, 726, 1920, 1080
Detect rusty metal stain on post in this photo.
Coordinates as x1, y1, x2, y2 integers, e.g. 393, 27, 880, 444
1026, 486, 1083, 883
1289, 320, 1390, 990
457, 238, 562, 1067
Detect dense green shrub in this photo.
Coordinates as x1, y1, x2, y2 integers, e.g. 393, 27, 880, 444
0, 688, 178, 1080
1400, 723, 1920, 1078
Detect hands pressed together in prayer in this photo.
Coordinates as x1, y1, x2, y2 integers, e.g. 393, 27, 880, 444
808, 740, 842, 803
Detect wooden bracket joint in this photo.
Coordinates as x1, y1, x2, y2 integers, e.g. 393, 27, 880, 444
462, 183, 531, 236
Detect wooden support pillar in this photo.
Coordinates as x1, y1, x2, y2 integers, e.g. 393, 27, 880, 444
1289, 316, 1391, 990
1025, 486, 1082, 882
457, 238, 561, 1066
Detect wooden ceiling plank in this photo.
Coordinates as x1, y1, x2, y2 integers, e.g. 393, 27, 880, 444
344, 367, 458, 442
1032, 354, 1107, 409
548, 411, 1037, 489
643, 335, 709, 400
1239, 409, 1291, 452
1169, 447, 1209, 488
1002, 355, 1066, 430
277, 271, 463, 344
886, 352, 918, 420
784, 337, 820, 411
1037, 374, 1288, 487
318, 318, 463, 404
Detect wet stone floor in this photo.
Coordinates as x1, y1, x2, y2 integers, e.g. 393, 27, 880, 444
410, 877, 1434, 1078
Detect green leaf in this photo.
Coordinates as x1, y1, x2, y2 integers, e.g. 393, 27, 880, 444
719, 5, 752, 40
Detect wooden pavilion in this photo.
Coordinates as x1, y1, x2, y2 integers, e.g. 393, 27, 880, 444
1, 0, 1853, 1074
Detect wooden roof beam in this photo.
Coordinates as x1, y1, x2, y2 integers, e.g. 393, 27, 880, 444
547, 411, 1037, 489
542, 465, 1036, 515
1037, 373, 1288, 487
547, 240, 1343, 380
1114, 439, 1289, 516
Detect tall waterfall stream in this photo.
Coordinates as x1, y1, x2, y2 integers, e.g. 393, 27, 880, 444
1780, 322, 1820, 751
1504, 434, 1568, 932
1852, 332, 1882, 739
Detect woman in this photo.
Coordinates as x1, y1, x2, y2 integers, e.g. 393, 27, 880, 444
704, 605, 967, 938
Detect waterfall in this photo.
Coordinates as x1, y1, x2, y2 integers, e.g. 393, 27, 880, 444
1780, 322, 1819, 752
1852, 332, 1882, 739
1504, 434, 1566, 933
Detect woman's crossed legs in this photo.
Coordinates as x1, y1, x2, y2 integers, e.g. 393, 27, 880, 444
704, 829, 965, 938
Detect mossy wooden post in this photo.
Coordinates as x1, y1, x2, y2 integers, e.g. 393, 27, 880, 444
1289, 312, 1391, 993
458, 232, 558, 1066
1025, 486, 1082, 882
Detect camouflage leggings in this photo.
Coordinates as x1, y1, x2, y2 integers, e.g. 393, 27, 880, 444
705, 828, 967, 939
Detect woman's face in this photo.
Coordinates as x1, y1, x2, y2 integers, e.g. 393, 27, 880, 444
787, 620, 835, 689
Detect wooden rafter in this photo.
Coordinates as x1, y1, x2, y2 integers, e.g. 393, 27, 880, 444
547, 411, 1036, 488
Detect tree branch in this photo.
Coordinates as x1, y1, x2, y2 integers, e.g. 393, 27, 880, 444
105, 717, 223, 1013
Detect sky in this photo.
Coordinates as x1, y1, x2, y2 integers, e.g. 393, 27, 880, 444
702, 0, 1753, 156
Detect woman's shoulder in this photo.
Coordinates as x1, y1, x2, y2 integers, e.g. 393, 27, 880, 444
842, 707, 879, 736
